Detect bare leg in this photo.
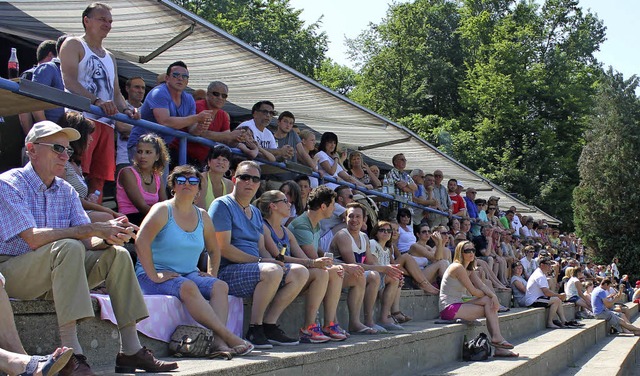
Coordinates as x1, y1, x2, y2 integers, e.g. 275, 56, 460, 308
378, 277, 400, 325
264, 264, 308, 324
454, 297, 506, 343
302, 268, 329, 327
251, 264, 284, 324
398, 254, 438, 294
0, 280, 26, 354
323, 266, 343, 324
476, 259, 505, 289
546, 297, 564, 327
0, 347, 69, 376
363, 271, 381, 328
344, 272, 367, 331
421, 260, 448, 286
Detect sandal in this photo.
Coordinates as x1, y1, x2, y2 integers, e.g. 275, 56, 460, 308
232, 340, 254, 356
490, 340, 514, 350
19, 348, 73, 376
391, 311, 412, 324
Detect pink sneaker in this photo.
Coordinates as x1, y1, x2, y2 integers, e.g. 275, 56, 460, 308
300, 323, 331, 343
322, 322, 348, 341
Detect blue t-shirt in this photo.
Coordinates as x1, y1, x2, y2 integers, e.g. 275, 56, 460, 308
209, 195, 263, 268
591, 286, 608, 315
135, 203, 203, 276
32, 61, 65, 122
129, 83, 196, 148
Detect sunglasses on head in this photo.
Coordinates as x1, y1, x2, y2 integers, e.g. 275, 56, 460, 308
175, 175, 200, 186
236, 174, 261, 183
33, 142, 74, 157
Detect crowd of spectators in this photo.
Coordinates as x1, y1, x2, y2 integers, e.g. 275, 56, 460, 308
1, 2, 638, 373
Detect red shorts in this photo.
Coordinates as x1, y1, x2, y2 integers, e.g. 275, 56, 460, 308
81, 119, 115, 181
440, 303, 463, 321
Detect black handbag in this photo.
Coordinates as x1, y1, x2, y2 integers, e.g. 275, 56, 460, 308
462, 332, 491, 361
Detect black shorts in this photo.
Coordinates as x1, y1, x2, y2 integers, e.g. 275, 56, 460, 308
529, 296, 551, 307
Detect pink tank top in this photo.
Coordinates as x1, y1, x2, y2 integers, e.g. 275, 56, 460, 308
116, 167, 161, 214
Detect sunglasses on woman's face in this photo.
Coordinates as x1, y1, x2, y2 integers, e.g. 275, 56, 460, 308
462, 247, 475, 254
175, 175, 200, 186
378, 228, 393, 234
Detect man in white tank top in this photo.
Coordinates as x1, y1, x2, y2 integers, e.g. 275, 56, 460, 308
59, 2, 137, 203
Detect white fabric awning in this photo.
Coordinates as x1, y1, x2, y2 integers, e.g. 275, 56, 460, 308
0, 0, 560, 224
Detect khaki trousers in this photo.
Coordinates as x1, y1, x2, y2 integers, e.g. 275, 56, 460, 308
0, 239, 148, 328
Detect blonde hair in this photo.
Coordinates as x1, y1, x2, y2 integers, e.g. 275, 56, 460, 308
453, 241, 476, 271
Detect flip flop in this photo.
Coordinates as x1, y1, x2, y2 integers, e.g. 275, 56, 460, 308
493, 350, 519, 358
233, 341, 255, 356
19, 348, 74, 376
370, 324, 388, 333
350, 326, 378, 335
378, 322, 404, 331
490, 340, 514, 349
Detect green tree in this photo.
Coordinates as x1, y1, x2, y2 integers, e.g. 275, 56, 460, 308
573, 69, 640, 271
314, 59, 359, 96
346, 0, 463, 119
171, 0, 328, 78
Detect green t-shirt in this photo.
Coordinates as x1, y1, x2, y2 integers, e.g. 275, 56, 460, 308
288, 212, 320, 250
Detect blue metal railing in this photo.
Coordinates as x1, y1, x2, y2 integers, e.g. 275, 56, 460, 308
0, 77, 458, 219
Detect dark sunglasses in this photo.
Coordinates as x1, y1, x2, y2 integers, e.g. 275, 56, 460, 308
33, 142, 74, 157
236, 174, 261, 183
273, 198, 289, 204
378, 228, 393, 233
256, 109, 278, 117
209, 91, 228, 99
175, 175, 200, 186
420, 230, 430, 234
462, 247, 475, 254
170, 72, 189, 80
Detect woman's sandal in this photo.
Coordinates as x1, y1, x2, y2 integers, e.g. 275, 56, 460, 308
391, 311, 412, 324
232, 341, 255, 356
19, 348, 74, 376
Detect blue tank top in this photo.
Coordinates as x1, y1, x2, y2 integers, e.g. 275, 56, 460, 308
136, 203, 204, 275
265, 220, 291, 256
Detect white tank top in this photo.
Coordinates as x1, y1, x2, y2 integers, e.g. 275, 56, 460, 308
76, 38, 115, 126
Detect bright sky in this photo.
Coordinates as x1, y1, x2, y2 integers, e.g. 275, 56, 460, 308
289, 0, 639, 81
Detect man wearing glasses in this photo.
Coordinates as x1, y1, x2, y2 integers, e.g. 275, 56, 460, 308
185, 80, 245, 167
429, 169, 452, 227
0, 121, 177, 374
238, 101, 294, 161
128, 61, 212, 164
209, 161, 308, 349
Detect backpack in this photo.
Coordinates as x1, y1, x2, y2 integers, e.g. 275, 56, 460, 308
462, 332, 491, 361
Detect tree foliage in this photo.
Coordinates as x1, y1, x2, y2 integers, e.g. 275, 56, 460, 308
573, 69, 640, 270
348, 0, 606, 228
314, 59, 359, 96
171, 0, 328, 78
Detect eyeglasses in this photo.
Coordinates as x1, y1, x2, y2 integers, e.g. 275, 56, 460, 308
463, 248, 475, 254
440, 231, 448, 235
236, 174, 261, 183
273, 198, 289, 204
256, 109, 278, 117
378, 228, 393, 233
33, 142, 74, 157
170, 72, 190, 80
175, 175, 200, 186
208, 91, 228, 99
488, 207, 496, 210
468, 191, 477, 194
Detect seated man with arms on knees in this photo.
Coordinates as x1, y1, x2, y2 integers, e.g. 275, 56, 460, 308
0, 272, 74, 376
288, 186, 349, 340
525, 257, 581, 329
0, 121, 177, 375
209, 161, 309, 349
592, 278, 640, 335
329, 203, 402, 334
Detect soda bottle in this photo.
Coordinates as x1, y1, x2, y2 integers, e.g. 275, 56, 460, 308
7, 48, 19, 79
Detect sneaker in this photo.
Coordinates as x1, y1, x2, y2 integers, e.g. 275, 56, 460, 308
322, 322, 348, 341
264, 323, 299, 346
246, 325, 273, 349
300, 323, 332, 343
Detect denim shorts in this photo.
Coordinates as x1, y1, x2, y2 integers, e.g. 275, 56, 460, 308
137, 271, 218, 300
219, 263, 291, 298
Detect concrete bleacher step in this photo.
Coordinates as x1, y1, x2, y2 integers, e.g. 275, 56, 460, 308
421, 303, 639, 376
87, 305, 568, 375
559, 311, 640, 376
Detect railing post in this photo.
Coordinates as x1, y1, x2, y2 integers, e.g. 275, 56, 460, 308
179, 137, 187, 165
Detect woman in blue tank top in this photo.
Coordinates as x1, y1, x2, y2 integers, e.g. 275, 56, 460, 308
135, 165, 253, 357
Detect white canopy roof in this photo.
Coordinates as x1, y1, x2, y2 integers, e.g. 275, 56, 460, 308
0, 0, 560, 223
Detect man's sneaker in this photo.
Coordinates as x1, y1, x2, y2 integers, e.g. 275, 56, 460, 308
246, 325, 273, 349
322, 322, 348, 341
300, 323, 331, 343
263, 323, 299, 346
